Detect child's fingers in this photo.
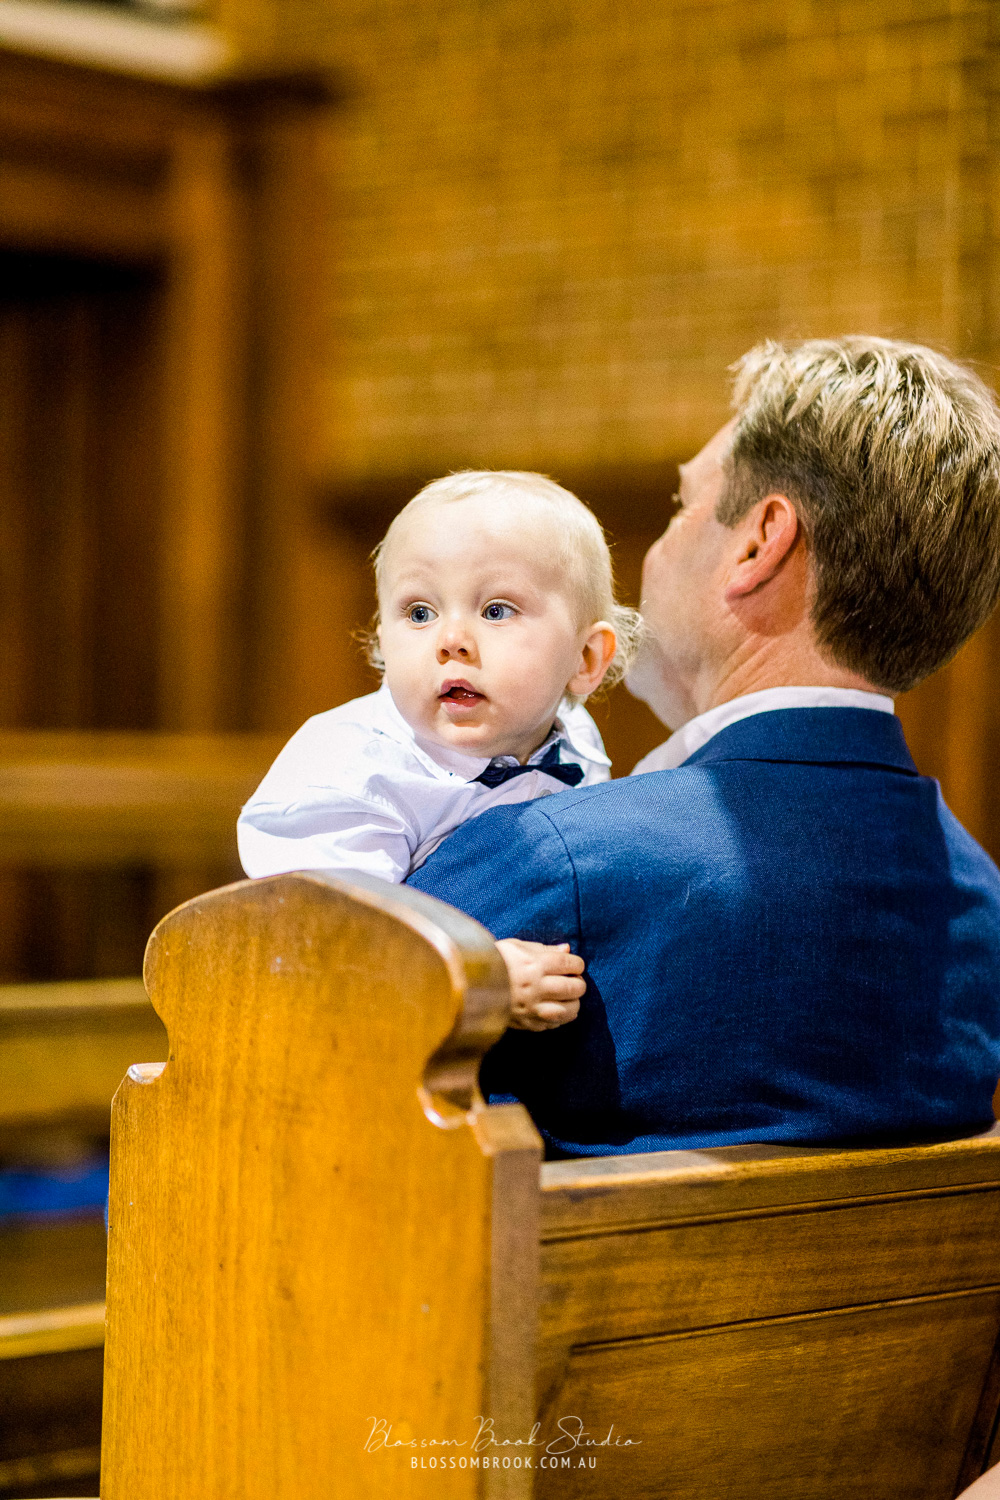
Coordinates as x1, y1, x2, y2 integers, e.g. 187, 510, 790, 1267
539, 975, 586, 1000
531, 998, 582, 1028
538, 949, 585, 976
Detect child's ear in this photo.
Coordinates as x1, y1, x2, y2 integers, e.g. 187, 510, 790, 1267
567, 622, 617, 698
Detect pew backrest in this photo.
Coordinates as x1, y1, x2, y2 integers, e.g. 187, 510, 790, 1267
0, 730, 283, 867
99, 872, 1000, 1500
537, 1131, 1000, 1499
0, 979, 167, 1131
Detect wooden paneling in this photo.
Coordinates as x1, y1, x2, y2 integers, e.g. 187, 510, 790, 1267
0, 730, 281, 980
537, 1132, 1000, 1498
0, 49, 333, 979
0, 53, 336, 743
0, 253, 162, 733
540, 1189, 1000, 1353
537, 1293, 1000, 1500
0, 731, 284, 866
0, 157, 164, 259
539, 1132, 1000, 1232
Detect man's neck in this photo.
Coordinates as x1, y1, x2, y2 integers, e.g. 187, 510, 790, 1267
693, 639, 880, 720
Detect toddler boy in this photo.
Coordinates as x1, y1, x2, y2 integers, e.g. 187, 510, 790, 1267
238, 470, 640, 1030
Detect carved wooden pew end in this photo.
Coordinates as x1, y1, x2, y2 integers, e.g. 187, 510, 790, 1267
79, 871, 1000, 1498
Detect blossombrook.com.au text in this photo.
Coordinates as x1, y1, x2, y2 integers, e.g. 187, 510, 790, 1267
411, 1455, 597, 1471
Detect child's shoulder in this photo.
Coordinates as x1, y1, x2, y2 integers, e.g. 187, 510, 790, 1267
255, 689, 426, 795
297, 688, 388, 734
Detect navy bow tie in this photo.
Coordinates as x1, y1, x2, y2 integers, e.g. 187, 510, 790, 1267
474, 742, 584, 789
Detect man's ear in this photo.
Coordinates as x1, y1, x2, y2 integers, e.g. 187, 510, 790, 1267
724, 494, 800, 600
567, 622, 617, 698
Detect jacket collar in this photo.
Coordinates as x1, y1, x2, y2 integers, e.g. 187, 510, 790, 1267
682, 707, 919, 774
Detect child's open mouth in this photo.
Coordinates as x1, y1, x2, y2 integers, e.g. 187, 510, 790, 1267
439, 680, 485, 706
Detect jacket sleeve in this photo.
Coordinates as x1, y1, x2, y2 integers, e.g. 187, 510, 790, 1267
406, 798, 581, 947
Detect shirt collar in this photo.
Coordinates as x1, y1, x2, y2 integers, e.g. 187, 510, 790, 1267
559, 702, 612, 768
637, 686, 895, 772
373, 683, 605, 780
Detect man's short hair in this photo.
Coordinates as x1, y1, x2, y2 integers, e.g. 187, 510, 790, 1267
718, 337, 1000, 692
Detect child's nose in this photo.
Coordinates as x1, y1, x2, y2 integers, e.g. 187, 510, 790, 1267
437, 620, 478, 662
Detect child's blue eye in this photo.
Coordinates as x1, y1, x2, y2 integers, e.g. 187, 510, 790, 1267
407, 604, 436, 625
483, 602, 515, 621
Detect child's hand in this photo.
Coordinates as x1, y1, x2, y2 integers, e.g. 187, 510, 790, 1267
495, 939, 586, 1031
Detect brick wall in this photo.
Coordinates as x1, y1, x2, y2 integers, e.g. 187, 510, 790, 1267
323, 0, 994, 484
285, 0, 999, 843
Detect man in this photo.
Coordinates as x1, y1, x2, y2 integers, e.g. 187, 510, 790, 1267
409, 337, 1000, 1158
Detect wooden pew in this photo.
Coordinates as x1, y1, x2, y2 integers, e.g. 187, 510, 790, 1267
0, 730, 284, 868
0, 980, 168, 1500
0, 730, 279, 1499
0, 728, 286, 984
87, 870, 1000, 1500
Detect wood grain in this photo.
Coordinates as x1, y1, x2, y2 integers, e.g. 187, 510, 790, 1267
536, 1134, 1000, 1498
536, 1292, 1000, 1500
81, 871, 1000, 1500
539, 1187, 1000, 1352
101, 871, 542, 1500
540, 1128, 1000, 1233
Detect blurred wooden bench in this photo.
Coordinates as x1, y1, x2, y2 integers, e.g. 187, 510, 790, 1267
0, 731, 279, 1499
80, 870, 1000, 1500
0, 979, 168, 1499
0, 731, 283, 868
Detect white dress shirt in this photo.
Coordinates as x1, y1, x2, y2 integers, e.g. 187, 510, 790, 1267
631, 686, 895, 774
238, 683, 611, 883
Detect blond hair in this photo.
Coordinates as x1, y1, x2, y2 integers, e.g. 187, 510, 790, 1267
719, 337, 1000, 692
369, 470, 642, 693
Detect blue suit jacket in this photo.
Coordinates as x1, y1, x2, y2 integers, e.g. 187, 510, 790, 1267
408, 709, 1000, 1158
